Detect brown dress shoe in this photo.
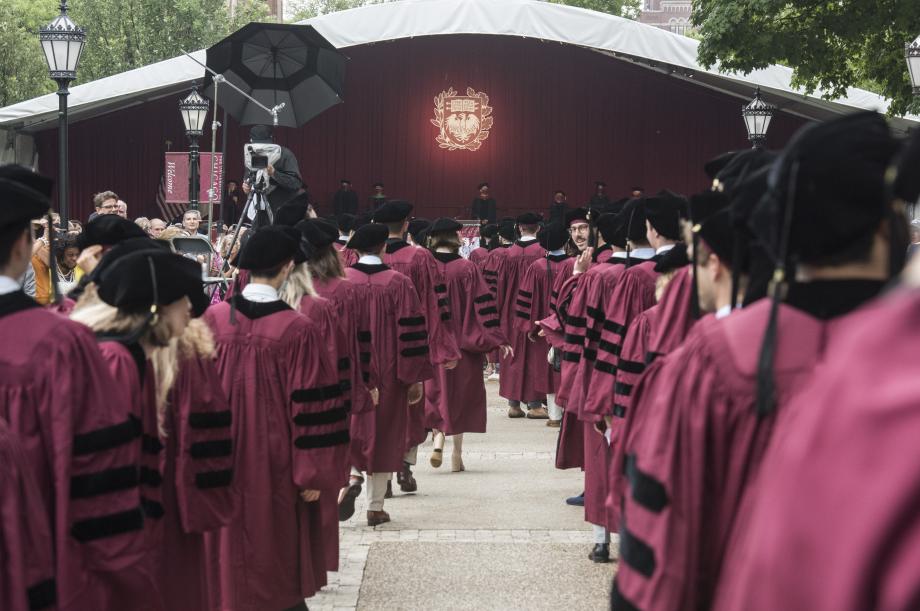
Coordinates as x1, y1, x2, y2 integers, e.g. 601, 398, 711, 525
396, 464, 417, 493
526, 406, 550, 419
367, 510, 391, 527
508, 405, 525, 418
546, 419, 562, 428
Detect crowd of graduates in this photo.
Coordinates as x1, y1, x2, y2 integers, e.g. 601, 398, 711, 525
1, 108, 919, 611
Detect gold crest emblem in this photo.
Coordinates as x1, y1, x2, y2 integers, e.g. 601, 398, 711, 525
431, 87, 493, 151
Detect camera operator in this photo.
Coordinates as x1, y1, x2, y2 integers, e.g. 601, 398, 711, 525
241, 125, 303, 213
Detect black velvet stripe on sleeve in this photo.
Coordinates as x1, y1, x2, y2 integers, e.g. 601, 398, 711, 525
140, 497, 165, 519
518, 290, 533, 299
357, 330, 372, 342
294, 429, 350, 449
26, 578, 56, 611
293, 406, 349, 426
515, 299, 531, 308
564, 333, 585, 345
188, 410, 232, 429
603, 320, 626, 335
483, 319, 500, 327
478, 306, 498, 316
195, 468, 233, 489
141, 434, 164, 455
619, 525, 656, 577
139, 466, 163, 487
359, 352, 371, 364
644, 351, 662, 365
586, 306, 605, 321
70, 465, 139, 499
399, 331, 428, 342
566, 315, 587, 328
398, 316, 425, 326
594, 359, 617, 375
583, 348, 598, 361
586, 328, 601, 341
514, 311, 530, 319
190, 440, 233, 459
625, 454, 669, 513
610, 581, 641, 611
437, 298, 449, 307
562, 351, 581, 363
612, 404, 627, 418
617, 359, 646, 375
474, 294, 494, 304
70, 506, 144, 542
401, 345, 430, 357
361, 371, 371, 383
434, 284, 447, 294
598, 339, 621, 357
615, 381, 633, 396
72, 416, 141, 456
291, 383, 345, 403
440, 312, 451, 321
337, 357, 351, 371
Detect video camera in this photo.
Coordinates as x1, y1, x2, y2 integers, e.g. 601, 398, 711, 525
244, 143, 282, 172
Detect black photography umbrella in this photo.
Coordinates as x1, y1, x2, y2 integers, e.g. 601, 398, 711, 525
202, 22, 346, 128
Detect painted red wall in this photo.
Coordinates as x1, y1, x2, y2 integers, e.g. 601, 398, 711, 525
35, 35, 805, 222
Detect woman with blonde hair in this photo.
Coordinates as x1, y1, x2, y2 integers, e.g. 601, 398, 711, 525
281, 218, 378, 529
71, 247, 216, 610
423, 218, 511, 472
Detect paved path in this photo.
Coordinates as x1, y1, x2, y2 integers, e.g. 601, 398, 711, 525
306, 381, 619, 610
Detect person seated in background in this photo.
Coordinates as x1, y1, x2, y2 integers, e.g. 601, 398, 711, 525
88, 190, 118, 222
31, 234, 82, 304
369, 182, 387, 210
149, 217, 167, 238
182, 209, 205, 235
134, 216, 150, 233
115, 200, 128, 218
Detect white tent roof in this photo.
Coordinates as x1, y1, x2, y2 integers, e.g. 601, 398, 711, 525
2, 0, 917, 132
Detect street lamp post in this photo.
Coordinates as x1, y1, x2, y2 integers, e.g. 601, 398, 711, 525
906, 34, 920, 97
39, 0, 86, 229
742, 87, 775, 149
179, 86, 209, 211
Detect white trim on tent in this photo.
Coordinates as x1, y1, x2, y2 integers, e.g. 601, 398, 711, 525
1, 0, 917, 132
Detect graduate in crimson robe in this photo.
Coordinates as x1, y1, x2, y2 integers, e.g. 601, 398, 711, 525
0, 166, 148, 611
468, 223, 495, 268
205, 226, 347, 611
422, 219, 510, 472
481, 222, 514, 371
373, 201, 460, 493
612, 112, 903, 611
287, 218, 378, 531
494, 212, 547, 417
0, 418, 55, 611
72, 247, 214, 611
514, 221, 571, 425
344, 223, 434, 526
711, 119, 920, 611
581, 194, 686, 563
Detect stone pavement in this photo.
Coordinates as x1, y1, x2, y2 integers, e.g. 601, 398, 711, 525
305, 381, 619, 610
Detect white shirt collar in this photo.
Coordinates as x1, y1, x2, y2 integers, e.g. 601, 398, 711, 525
519, 235, 537, 242
241, 282, 280, 303
656, 244, 676, 255
339, 234, 349, 240
548, 248, 566, 256
0, 275, 21, 296
629, 247, 656, 260
715, 304, 733, 320
358, 254, 383, 265
612, 251, 628, 260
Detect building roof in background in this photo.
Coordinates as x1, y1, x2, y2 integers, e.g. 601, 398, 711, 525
1, 0, 917, 133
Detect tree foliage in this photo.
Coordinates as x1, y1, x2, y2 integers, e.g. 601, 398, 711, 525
692, 0, 920, 116
0, 0, 269, 107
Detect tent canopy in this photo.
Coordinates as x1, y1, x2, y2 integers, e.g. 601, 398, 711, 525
1, 0, 917, 133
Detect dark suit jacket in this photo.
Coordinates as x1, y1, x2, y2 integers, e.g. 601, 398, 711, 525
471, 197, 497, 223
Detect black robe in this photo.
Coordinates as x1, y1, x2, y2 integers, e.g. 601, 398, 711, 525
333, 189, 359, 216
471, 197, 497, 223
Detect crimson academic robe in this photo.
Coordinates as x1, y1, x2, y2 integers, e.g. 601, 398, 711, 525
345, 263, 435, 472
162, 329, 237, 611
713, 288, 918, 611
611, 281, 884, 611
0, 418, 55, 611
494, 239, 546, 403
0, 292, 145, 611
423, 253, 507, 435
482, 246, 509, 363
514, 253, 572, 395
382, 240, 461, 450
306, 276, 377, 472
468, 246, 489, 268
605, 267, 695, 531
205, 297, 348, 610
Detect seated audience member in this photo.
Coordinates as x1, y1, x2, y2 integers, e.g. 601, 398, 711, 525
31, 235, 82, 304
149, 218, 167, 238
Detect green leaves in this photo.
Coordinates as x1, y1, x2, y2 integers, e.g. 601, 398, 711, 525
692, 0, 920, 116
